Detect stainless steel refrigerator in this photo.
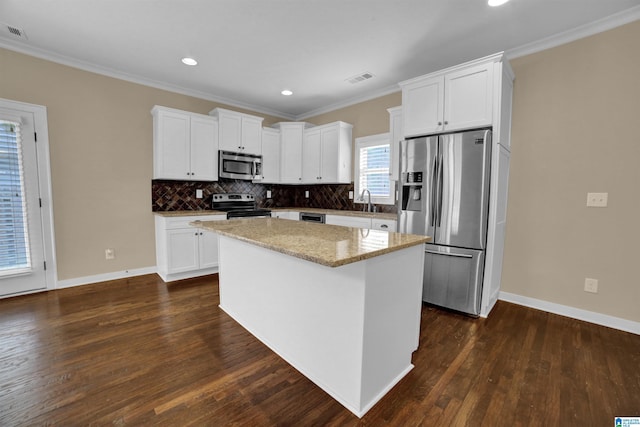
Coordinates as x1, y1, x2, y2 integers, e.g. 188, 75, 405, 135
398, 128, 492, 316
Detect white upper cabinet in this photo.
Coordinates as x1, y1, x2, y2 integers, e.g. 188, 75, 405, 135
277, 122, 304, 184
302, 128, 321, 183
274, 122, 312, 184
401, 76, 444, 137
302, 122, 352, 184
209, 108, 264, 155
387, 106, 402, 181
261, 127, 281, 183
152, 105, 218, 181
444, 63, 494, 131
190, 115, 219, 180
400, 56, 499, 137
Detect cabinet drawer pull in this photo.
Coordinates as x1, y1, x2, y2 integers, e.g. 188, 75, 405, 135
380, 224, 388, 229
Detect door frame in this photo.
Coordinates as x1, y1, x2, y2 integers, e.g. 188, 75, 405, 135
0, 97, 57, 295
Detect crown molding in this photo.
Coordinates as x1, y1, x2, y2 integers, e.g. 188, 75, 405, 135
295, 84, 400, 121
0, 39, 296, 120
507, 6, 640, 59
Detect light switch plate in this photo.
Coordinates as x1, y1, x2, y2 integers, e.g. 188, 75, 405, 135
349, 191, 354, 200
586, 192, 607, 207
305, 190, 309, 198
266, 190, 272, 198
196, 189, 203, 199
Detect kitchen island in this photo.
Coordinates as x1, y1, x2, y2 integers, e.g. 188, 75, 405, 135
191, 218, 430, 417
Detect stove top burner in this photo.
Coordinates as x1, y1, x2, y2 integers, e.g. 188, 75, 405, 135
212, 193, 271, 219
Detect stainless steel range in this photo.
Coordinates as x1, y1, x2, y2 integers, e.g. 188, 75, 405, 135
212, 193, 271, 219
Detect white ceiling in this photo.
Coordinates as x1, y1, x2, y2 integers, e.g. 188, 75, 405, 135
1, 1, 639, 120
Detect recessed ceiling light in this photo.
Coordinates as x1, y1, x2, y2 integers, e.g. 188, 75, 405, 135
281, 89, 293, 96
488, 0, 510, 6
181, 57, 198, 66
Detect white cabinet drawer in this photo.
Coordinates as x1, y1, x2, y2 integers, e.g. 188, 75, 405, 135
371, 219, 397, 232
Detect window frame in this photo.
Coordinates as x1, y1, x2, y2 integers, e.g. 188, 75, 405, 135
354, 133, 395, 206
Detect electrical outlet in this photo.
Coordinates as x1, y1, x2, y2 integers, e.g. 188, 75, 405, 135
586, 192, 608, 207
584, 277, 598, 293
266, 190, 272, 198
105, 248, 115, 260
305, 190, 309, 198
196, 189, 203, 199
349, 191, 354, 200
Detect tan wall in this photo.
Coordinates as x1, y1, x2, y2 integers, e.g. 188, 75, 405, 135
503, 20, 640, 322
304, 92, 401, 139
0, 48, 285, 280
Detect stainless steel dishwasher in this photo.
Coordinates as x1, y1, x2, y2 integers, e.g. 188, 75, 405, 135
299, 212, 326, 223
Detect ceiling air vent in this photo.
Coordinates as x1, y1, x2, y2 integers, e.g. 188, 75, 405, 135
2, 23, 28, 40
346, 72, 374, 85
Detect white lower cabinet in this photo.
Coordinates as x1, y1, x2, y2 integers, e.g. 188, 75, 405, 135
326, 215, 372, 229
371, 218, 397, 232
272, 211, 300, 220
155, 214, 225, 282
326, 214, 397, 231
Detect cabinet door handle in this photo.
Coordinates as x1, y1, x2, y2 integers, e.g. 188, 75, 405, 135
444, 121, 448, 125
438, 121, 442, 126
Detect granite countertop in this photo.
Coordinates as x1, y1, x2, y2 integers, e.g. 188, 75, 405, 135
191, 218, 430, 268
271, 208, 397, 220
155, 208, 396, 220
154, 210, 226, 217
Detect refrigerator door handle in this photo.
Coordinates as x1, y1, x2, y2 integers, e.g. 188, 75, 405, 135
479, 130, 492, 244
430, 154, 438, 226
424, 249, 473, 258
436, 151, 444, 227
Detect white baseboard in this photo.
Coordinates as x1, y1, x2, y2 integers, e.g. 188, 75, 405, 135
499, 291, 640, 335
56, 266, 158, 289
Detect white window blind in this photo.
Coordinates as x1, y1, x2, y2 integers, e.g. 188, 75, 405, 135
0, 120, 32, 274
354, 133, 395, 206
359, 144, 390, 196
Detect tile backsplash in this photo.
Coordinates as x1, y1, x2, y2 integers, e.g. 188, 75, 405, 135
152, 179, 397, 214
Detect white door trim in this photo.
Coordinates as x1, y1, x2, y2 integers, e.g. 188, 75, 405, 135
0, 97, 57, 295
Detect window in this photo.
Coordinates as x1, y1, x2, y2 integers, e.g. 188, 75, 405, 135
354, 133, 395, 206
0, 120, 31, 275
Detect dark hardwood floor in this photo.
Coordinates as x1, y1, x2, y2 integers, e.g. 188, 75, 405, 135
1, 274, 638, 426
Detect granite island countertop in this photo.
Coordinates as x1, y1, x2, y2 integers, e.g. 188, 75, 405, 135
191, 217, 430, 267
154, 208, 396, 220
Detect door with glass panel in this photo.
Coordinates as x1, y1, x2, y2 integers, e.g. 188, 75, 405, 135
0, 109, 47, 296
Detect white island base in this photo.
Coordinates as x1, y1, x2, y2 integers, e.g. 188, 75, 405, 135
217, 236, 425, 417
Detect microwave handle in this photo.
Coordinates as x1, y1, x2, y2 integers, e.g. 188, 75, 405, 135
252, 160, 262, 179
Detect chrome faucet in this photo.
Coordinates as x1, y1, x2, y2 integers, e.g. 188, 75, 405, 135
359, 189, 373, 212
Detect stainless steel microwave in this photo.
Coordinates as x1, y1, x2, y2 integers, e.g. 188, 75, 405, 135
219, 151, 263, 181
